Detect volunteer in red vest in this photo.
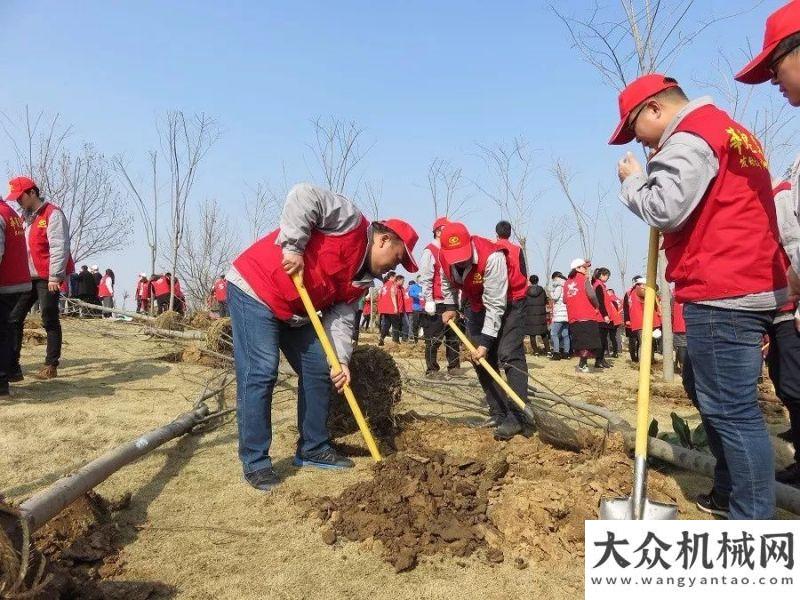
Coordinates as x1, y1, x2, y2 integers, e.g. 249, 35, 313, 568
7, 177, 73, 380
97, 268, 115, 317
226, 183, 418, 491
361, 295, 372, 330
213, 275, 228, 317
564, 259, 603, 374
607, 287, 624, 356
395, 274, 414, 342
612, 74, 789, 519
672, 298, 687, 374
438, 221, 530, 440
135, 273, 150, 313
419, 217, 461, 378
151, 273, 175, 314
172, 276, 186, 314
0, 195, 32, 395
622, 277, 645, 363
591, 267, 618, 364
377, 271, 401, 346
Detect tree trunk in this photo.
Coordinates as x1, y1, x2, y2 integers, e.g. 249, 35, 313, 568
658, 249, 674, 382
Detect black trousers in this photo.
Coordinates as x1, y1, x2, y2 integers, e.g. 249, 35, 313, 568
380, 314, 401, 343
0, 293, 21, 386
601, 324, 618, 356
422, 306, 460, 372
767, 319, 800, 462
352, 309, 363, 343
628, 329, 640, 362
466, 301, 528, 426
10, 279, 62, 367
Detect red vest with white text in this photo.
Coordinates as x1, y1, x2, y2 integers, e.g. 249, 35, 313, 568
233, 216, 370, 321
402, 286, 413, 313
425, 242, 445, 302
438, 236, 500, 312
377, 280, 398, 315
595, 280, 622, 325
98, 275, 112, 298
0, 202, 31, 288
662, 105, 788, 302
27, 203, 75, 280
213, 278, 228, 302
494, 238, 529, 302
564, 272, 602, 324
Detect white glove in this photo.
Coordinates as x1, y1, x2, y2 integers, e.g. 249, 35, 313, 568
424, 301, 436, 316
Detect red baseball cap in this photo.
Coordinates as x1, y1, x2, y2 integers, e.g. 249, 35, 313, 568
439, 222, 473, 265
381, 218, 419, 273
6, 176, 37, 202
735, 1, 800, 84
432, 216, 449, 232
608, 74, 680, 145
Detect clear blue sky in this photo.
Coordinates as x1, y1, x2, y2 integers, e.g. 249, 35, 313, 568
0, 0, 789, 301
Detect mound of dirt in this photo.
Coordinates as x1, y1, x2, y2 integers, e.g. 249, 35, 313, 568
23, 328, 47, 345
206, 318, 232, 355
318, 417, 684, 571
32, 491, 173, 599
328, 345, 402, 441
153, 311, 183, 331
187, 311, 214, 330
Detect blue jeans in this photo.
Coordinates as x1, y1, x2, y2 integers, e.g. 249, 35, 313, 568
229, 283, 332, 474
682, 303, 774, 519
550, 321, 570, 354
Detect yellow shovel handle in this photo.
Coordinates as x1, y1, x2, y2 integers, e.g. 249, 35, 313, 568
290, 272, 382, 462
446, 319, 527, 412
635, 228, 660, 459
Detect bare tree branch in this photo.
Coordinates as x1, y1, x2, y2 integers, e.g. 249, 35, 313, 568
427, 158, 471, 221
306, 116, 374, 196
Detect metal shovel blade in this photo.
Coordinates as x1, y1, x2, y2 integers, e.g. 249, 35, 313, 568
599, 496, 679, 520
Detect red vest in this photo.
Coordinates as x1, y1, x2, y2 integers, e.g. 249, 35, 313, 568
363, 298, 371, 315
233, 216, 370, 321
626, 287, 662, 332
494, 238, 529, 302
439, 236, 499, 312
402, 286, 413, 313
98, 275, 112, 298
425, 242, 445, 302
152, 277, 171, 297
564, 272, 602, 324
595, 280, 622, 325
174, 279, 184, 299
662, 105, 788, 302
377, 280, 398, 314
137, 280, 151, 299
27, 203, 75, 280
0, 202, 31, 288
673, 301, 686, 334
213, 279, 228, 302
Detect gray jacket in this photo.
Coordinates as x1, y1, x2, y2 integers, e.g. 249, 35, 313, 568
549, 278, 568, 322
619, 97, 785, 311
227, 183, 371, 365
417, 238, 454, 305
774, 184, 800, 323
22, 201, 71, 283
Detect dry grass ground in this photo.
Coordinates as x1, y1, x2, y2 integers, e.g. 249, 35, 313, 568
0, 320, 796, 599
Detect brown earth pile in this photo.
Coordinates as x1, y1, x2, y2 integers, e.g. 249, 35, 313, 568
328, 344, 402, 441
187, 311, 213, 330
206, 318, 233, 355
152, 311, 183, 332
317, 417, 684, 572
23, 328, 47, 345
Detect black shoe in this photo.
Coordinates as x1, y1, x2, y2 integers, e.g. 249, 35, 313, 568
550, 354, 561, 361
480, 415, 503, 428
611, 352, 619, 359
0, 384, 9, 397
595, 360, 612, 369
493, 420, 523, 441
776, 462, 800, 485
377, 339, 384, 347
244, 467, 281, 492
294, 447, 354, 470
8, 368, 23, 383
576, 363, 591, 374
696, 490, 730, 518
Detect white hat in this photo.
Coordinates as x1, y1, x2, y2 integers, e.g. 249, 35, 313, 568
570, 258, 587, 270
139, 272, 147, 277
90, 265, 99, 271
634, 277, 646, 285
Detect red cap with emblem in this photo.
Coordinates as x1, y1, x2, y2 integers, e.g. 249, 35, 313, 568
7, 176, 37, 202
608, 74, 680, 145
381, 218, 419, 273
735, 1, 800, 84
439, 222, 473, 265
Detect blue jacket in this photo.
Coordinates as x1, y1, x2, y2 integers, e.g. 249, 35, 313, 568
408, 282, 422, 312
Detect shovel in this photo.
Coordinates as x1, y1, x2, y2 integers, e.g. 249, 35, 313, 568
446, 319, 538, 425
599, 228, 677, 520
290, 272, 382, 462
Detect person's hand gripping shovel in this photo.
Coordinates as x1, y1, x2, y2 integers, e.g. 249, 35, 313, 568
599, 228, 677, 520
290, 272, 382, 462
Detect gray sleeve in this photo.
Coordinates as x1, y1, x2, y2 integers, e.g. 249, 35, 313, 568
322, 299, 358, 365
47, 208, 71, 282
480, 252, 508, 341
775, 187, 800, 272
619, 133, 719, 233
418, 247, 434, 302
439, 265, 457, 306
276, 183, 364, 254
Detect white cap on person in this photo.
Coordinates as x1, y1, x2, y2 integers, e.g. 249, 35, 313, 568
570, 258, 587, 270
635, 276, 646, 285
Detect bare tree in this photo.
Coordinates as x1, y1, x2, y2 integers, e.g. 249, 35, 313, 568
534, 214, 574, 282
177, 199, 238, 309
244, 180, 285, 242
606, 210, 631, 291
473, 137, 539, 263
114, 150, 160, 275
307, 116, 373, 196
427, 158, 470, 221
161, 111, 220, 311
362, 180, 382, 221
2, 107, 133, 262
550, 159, 602, 259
